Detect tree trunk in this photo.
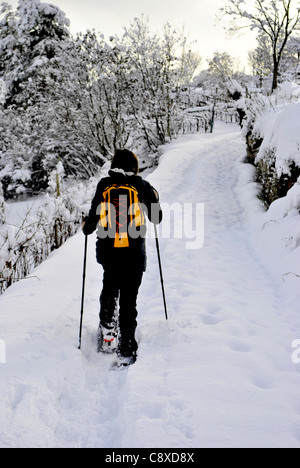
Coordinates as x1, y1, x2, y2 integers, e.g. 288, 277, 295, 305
272, 57, 279, 93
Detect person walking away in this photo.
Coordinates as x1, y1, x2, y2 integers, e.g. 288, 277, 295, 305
82, 149, 162, 367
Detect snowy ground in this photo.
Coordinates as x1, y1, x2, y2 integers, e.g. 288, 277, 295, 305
1, 122, 300, 448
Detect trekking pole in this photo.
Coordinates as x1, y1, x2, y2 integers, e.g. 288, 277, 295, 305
154, 224, 168, 321
78, 234, 88, 350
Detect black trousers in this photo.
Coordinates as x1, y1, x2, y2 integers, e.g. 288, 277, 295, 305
100, 266, 143, 341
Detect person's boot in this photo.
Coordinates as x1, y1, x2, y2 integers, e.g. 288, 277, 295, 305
116, 331, 137, 367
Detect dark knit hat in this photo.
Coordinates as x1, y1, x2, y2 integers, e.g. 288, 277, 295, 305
111, 149, 139, 175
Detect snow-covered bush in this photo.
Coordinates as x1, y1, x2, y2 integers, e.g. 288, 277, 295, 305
255, 101, 300, 176
241, 82, 300, 251
254, 100, 300, 203
242, 83, 300, 207
253, 94, 300, 202
0, 213, 44, 292
48, 161, 65, 197
0, 176, 97, 294
255, 149, 281, 206
0, 180, 6, 223
227, 79, 244, 100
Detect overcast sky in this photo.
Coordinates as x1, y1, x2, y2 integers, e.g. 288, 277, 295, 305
9, 0, 258, 71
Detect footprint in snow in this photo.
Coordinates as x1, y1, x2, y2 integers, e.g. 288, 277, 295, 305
201, 314, 222, 325
9, 383, 29, 410
251, 374, 275, 390
228, 339, 252, 353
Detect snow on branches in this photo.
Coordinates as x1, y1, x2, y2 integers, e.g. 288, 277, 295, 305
242, 81, 300, 215
220, 0, 300, 92
0, 5, 202, 198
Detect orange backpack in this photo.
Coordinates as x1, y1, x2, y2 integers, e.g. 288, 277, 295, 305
99, 184, 146, 247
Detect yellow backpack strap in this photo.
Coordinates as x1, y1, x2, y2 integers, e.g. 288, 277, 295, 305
99, 185, 116, 228
132, 188, 144, 228
99, 188, 108, 228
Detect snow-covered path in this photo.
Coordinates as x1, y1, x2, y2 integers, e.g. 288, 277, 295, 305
1, 123, 300, 448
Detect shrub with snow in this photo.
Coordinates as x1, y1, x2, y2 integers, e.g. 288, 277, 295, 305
243, 83, 300, 209
241, 83, 300, 253
255, 100, 300, 178
0, 175, 98, 294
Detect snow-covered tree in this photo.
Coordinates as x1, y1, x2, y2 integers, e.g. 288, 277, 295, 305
0, 2, 18, 79
0, 0, 75, 196
208, 51, 235, 86
280, 36, 300, 82
248, 33, 273, 86
0, 5, 203, 197
221, 0, 300, 92
122, 17, 200, 149
2, 0, 71, 107
249, 32, 300, 89
48, 29, 133, 166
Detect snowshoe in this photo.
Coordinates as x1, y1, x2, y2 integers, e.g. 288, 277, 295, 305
97, 326, 118, 354
111, 330, 138, 368
111, 354, 136, 370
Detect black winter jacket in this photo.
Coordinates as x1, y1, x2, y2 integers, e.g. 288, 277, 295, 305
83, 170, 162, 271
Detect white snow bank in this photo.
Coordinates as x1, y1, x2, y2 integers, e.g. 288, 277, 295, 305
268, 177, 300, 220
237, 156, 300, 330
276, 81, 300, 102
247, 92, 300, 263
